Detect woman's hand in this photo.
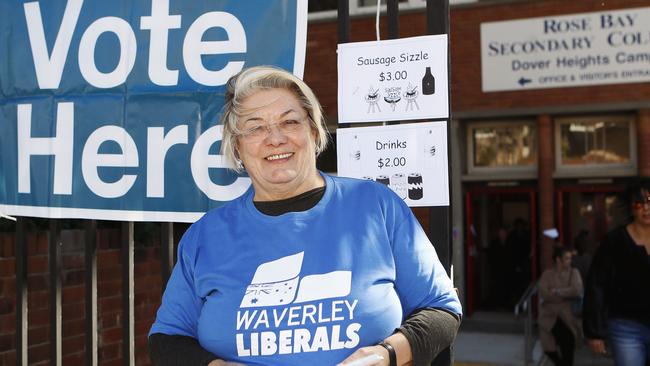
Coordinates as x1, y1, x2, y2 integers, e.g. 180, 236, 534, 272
587, 339, 607, 355
207, 360, 244, 366
337, 345, 389, 366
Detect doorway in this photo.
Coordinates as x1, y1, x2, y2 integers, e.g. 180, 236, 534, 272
556, 184, 624, 259
465, 186, 537, 315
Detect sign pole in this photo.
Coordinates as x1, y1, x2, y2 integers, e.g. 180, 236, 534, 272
427, 1, 453, 365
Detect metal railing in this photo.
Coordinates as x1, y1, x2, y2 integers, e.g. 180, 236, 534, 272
11, 218, 176, 366
514, 281, 538, 366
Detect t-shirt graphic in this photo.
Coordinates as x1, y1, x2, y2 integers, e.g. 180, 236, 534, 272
240, 252, 352, 308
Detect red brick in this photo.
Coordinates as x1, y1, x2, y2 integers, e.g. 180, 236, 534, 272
27, 342, 49, 363
0, 234, 15, 258
63, 269, 85, 286
0, 350, 16, 365
27, 274, 48, 292
62, 302, 85, 320
100, 312, 120, 330
0, 298, 13, 315
101, 359, 123, 366
28, 326, 48, 346
29, 234, 49, 256
99, 296, 121, 312
97, 250, 120, 265
98, 266, 121, 282
100, 327, 122, 345
0, 333, 14, 352
62, 285, 85, 303
63, 352, 84, 366
27, 255, 47, 273
62, 254, 84, 269
0, 314, 15, 333
98, 281, 122, 299
63, 318, 86, 337
98, 342, 120, 362
27, 291, 48, 309
62, 334, 85, 354
1, 279, 15, 295
0, 258, 15, 277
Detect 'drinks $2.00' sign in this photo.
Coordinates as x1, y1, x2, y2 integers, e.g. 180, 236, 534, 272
0, 0, 307, 222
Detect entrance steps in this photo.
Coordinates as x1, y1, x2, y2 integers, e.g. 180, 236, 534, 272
453, 311, 614, 366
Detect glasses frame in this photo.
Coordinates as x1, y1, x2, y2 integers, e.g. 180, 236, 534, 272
632, 195, 650, 210
236, 117, 310, 143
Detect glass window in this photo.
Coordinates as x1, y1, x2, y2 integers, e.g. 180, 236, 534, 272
555, 115, 636, 177
559, 120, 630, 165
308, 0, 478, 16
309, 0, 337, 12
470, 123, 537, 168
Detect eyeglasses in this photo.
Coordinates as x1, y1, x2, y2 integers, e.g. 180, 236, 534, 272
632, 195, 650, 210
237, 118, 308, 142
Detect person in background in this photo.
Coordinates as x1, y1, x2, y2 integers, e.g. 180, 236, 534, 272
583, 178, 650, 366
487, 226, 509, 310
571, 229, 592, 291
538, 246, 583, 366
147, 66, 462, 366
506, 217, 531, 306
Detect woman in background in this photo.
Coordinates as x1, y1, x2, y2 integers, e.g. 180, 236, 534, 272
583, 178, 650, 366
538, 246, 583, 366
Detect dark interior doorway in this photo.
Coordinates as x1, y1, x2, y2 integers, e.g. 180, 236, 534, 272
465, 185, 537, 315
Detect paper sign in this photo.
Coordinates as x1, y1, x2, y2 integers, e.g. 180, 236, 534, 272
337, 35, 449, 123
336, 122, 449, 207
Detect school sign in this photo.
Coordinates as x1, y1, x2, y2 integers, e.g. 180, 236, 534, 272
0, 0, 307, 222
481, 6, 650, 92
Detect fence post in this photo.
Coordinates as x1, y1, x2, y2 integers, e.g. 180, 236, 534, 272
49, 220, 62, 366
122, 222, 135, 365
85, 220, 98, 366
15, 218, 28, 366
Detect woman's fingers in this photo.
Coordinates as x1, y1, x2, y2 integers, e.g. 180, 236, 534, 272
338, 346, 388, 366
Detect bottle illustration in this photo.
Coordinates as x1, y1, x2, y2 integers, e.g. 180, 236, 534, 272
422, 66, 435, 95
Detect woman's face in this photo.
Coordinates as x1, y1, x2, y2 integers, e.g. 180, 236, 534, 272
555, 252, 572, 270
235, 88, 320, 200
631, 188, 650, 226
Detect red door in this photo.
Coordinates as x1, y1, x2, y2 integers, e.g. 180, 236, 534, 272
556, 184, 624, 252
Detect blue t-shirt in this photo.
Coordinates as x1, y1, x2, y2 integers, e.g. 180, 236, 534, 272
150, 174, 461, 365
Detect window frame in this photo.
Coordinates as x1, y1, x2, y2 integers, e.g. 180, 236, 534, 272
465, 120, 538, 180
307, 0, 478, 21
553, 114, 637, 178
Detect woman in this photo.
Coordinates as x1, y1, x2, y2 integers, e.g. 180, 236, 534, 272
538, 246, 583, 366
148, 66, 462, 366
583, 179, 650, 366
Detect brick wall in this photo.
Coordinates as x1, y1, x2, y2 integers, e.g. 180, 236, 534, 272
305, 0, 650, 117
0, 228, 165, 366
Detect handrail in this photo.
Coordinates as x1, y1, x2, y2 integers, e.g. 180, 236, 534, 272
514, 281, 538, 316
514, 281, 539, 366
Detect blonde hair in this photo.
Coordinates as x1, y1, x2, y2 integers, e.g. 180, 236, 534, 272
220, 66, 329, 172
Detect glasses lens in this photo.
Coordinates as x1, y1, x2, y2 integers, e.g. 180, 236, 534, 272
279, 119, 304, 133
633, 198, 650, 210
240, 119, 305, 141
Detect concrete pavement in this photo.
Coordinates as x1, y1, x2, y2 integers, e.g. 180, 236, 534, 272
453, 311, 614, 366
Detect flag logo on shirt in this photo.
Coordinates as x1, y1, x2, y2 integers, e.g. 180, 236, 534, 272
240, 252, 352, 308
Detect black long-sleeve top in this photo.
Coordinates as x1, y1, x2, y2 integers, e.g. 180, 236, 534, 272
582, 225, 650, 340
